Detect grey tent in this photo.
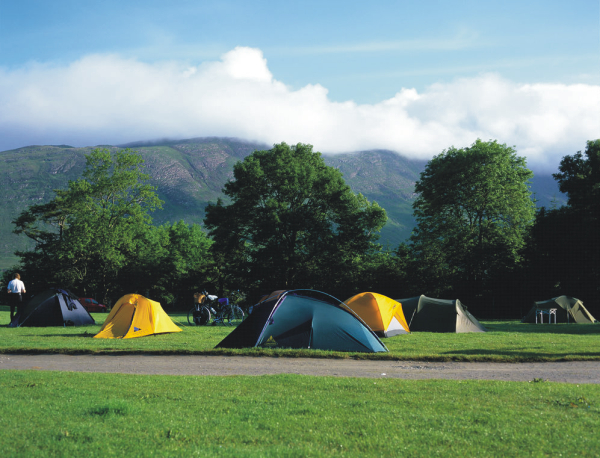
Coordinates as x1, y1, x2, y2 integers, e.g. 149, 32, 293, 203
522, 296, 597, 324
396, 295, 486, 333
16, 288, 95, 327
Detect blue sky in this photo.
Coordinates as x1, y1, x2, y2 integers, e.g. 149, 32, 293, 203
0, 0, 598, 170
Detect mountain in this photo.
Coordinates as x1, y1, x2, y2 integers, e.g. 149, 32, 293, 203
0, 137, 566, 270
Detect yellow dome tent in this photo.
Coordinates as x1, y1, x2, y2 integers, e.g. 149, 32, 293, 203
94, 294, 182, 339
343, 292, 410, 337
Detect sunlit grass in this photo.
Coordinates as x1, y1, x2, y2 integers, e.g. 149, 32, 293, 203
1, 371, 599, 457
1, 311, 599, 361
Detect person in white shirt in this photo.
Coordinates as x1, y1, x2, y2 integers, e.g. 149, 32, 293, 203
7, 273, 26, 322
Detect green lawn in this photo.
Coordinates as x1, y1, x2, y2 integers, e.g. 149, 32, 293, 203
2, 309, 600, 456
0, 310, 599, 362
1, 371, 599, 457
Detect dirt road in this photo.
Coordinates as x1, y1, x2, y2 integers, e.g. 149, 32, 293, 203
1, 354, 599, 384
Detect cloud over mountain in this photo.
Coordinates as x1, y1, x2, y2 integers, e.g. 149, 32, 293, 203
1, 46, 597, 169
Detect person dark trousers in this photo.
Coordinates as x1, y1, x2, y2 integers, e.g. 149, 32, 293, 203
9, 292, 22, 322
7, 273, 26, 325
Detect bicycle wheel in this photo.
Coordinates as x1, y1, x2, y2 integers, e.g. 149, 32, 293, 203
225, 305, 245, 325
187, 307, 196, 325
188, 306, 211, 326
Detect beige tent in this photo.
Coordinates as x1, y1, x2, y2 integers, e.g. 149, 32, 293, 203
522, 296, 597, 324
94, 294, 181, 339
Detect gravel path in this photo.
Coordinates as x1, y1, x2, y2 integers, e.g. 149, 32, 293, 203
1, 354, 599, 384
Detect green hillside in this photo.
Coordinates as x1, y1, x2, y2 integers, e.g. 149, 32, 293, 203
0, 138, 565, 270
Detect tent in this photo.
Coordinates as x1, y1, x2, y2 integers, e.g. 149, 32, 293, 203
395, 295, 486, 333
522, 296, 597, 324
342, 292, 409, 337
216, 290, 388, 353
16, 288, 95, 327
94, 294, 181, 339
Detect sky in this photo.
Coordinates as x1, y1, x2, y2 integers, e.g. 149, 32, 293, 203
0, 0, 598, 171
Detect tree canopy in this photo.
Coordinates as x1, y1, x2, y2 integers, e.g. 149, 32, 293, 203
410, 139, 536, 298
11, 148, 213, 306
526, 140, 600, 304
204, 142, 387, 297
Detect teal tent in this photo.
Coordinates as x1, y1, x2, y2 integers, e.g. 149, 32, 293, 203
216, 290, 388, 353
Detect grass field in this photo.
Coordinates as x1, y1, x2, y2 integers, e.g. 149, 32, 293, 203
2, 309, 600, 456
1, 370, 599, 457
0, 310, 599, 362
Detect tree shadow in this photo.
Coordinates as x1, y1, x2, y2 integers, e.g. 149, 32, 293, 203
483, 322, 600, 335
16, 332, 97, 338
442, 348, 600, 359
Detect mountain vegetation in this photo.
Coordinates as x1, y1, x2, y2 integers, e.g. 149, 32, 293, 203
0, 137, 564, 270
4, 136, 589, 320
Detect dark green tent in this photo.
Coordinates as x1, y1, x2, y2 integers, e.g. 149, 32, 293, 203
396, 295, 486, 333
17, 288, 95, 327
216, 290, 388, 353
522, 296, 597, 324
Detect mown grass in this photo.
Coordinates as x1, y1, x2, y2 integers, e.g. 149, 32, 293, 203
1, 370, 599, 457
1, 311, 600, 362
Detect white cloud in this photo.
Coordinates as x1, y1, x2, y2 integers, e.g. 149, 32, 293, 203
0, 46, 598, 170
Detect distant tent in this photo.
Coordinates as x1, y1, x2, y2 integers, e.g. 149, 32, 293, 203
216, 290, 388, 353
396, 295, 486, 333
522, 296, 597, 324
343, 292, 410, 337
17, 288, 95, 327
94, 294, 181, 339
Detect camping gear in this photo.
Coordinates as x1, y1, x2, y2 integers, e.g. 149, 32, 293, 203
522, 296, 597, 324
216, 290, 388, 353
395, 295, 486, 333
342, 292, 410, 337
17, 288, 95, 327
94, 294, 181, 339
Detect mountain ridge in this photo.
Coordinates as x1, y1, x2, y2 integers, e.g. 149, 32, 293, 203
0, 137, 565, 269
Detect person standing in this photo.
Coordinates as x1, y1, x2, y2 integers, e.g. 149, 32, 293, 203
7, 273, 26, 322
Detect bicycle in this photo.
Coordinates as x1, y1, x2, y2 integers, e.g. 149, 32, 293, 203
188, 291, 245, 326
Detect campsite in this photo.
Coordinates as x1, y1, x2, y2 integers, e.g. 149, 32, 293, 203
1, 306, 600, 457
2, 1, 599, 455
1, 307, 599, 360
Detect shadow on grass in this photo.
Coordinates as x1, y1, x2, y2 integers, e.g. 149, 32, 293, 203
442, 348, 600, 360
15, 332, 97, 338
483, 323, 600, 335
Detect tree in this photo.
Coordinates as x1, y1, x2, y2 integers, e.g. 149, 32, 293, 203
553, 139, 600, 213
410, 139, 535, 301
13, 148, 162, 302
204, 142, 387, 298
526, 140, 600, 303
130, 221, 214, 308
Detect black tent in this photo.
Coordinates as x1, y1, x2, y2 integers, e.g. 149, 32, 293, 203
216, 290, 388, 353
17, 288, 95, 327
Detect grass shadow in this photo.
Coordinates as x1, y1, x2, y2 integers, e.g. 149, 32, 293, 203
442, 348, 600, 360
483, 322, 600, 335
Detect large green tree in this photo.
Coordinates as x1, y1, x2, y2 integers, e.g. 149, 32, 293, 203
526, 140, 600, 303
410, 139, 536, 300
204, 142, 387, 298
13, 149, 163, 303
